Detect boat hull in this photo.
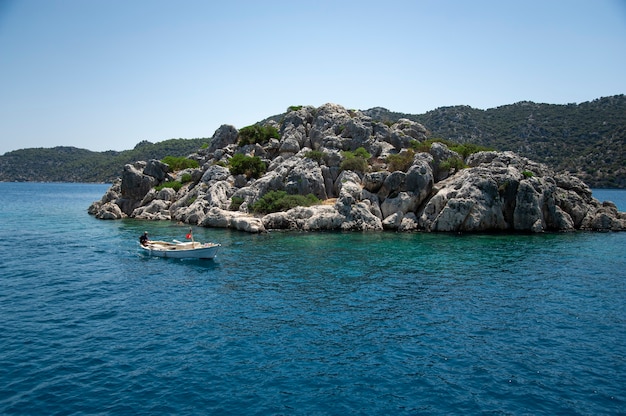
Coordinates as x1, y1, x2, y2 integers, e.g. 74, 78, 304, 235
140, 241, 220, 259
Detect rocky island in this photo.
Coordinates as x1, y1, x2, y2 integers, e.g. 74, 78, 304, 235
89, 103, 626, 233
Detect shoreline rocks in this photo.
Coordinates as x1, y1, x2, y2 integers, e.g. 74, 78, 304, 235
89, 104, 626, 233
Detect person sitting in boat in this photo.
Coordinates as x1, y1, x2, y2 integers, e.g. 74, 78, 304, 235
139, 231, 150, 246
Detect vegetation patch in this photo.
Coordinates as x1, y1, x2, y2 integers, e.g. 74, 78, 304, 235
230, 196, 245, 211
353, 147, 372, 159
228, 153, 267, 179
411, 140, 433, 153
449, 143, 494, 158
155, 181, 182, 192
386, 149, 415, 172
340, 157, 368, 173
411, 138, 493, 157
439, 156, 467, 172
340, 147, 371, 173
251, 190, 319, 214
238, 125, 280, 146
161, 156, 199, 171
304, 150, 326, 163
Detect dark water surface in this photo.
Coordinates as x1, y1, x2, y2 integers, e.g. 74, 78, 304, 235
1, 183, 625, 415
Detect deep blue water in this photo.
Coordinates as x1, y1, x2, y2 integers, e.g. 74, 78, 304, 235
0, 183, 625, 415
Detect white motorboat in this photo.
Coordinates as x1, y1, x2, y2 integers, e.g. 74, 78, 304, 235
140, 240, 221, 259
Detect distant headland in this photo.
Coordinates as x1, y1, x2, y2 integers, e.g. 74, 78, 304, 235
88, 103, 626, 233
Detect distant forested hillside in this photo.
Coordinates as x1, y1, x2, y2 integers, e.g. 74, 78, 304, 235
0, 138, 209, 182
363, 95, 626, 188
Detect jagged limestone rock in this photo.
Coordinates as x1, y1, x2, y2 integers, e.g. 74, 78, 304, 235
93, 202, 125, 220
381, 191, 419, 220
118, 163, 158, 216
201, 207, 265, 233
581, 201, 626, 231
200, 164, 231, 185
132, 199, 171, 221
143, 159, 170, 181
207, 124, 238, 154
90, 103, 626, 233
284, 158, 328, 200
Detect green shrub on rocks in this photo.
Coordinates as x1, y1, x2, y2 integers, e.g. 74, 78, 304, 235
411, 139, 493, 157
340, 147, 371, 173
161, 156, 199, 171
449, 142, 494, 158
340, 157, 368, 173
387, 149, 415, 172
155, 181, 182, 192
230, 196, 245, 211
238, 125, 280, 146
353, 147, 371, 159
251, 190, 319, 214
304, 150, 326, 163
228, 153, 267, 179
439, 156, 467, 172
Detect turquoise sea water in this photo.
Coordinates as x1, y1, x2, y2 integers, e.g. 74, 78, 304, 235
0, 183, 625, 415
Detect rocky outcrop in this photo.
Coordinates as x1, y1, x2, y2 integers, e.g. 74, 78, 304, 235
89, 103, 626, 233
88, 180, 125, 219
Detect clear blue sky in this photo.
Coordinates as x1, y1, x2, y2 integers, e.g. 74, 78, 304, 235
1, 0, 625, 155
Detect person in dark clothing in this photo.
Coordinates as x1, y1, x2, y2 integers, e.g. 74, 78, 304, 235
139, 231, 149, 246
